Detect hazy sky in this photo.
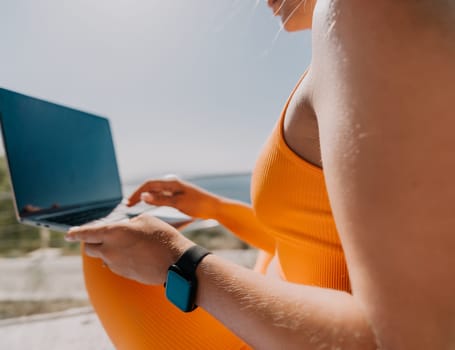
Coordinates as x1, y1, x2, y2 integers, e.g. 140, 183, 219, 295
0, 0, 311, 182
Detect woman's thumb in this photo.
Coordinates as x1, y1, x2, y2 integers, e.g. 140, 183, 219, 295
141, 192, 155, 204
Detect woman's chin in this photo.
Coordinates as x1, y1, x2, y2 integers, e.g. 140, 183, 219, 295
279, 13, 311, 32
281, 20, 309, 32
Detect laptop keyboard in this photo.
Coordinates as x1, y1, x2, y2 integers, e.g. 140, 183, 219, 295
48, 206, 116, 226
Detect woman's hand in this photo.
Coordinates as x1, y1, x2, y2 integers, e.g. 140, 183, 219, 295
126, 177, 277, 253
127, 178, 222, 220
65, 214, 195, 285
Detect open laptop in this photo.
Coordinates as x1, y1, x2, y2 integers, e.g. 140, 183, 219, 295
0, 87, 190, 232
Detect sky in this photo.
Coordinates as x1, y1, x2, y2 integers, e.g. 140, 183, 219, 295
0, 0, 311, 182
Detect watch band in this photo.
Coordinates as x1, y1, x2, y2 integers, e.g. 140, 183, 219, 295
165, 245, 212, 312
175, 245, 212, 278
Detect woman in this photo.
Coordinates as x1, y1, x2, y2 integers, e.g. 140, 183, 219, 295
66, 1, 455, 349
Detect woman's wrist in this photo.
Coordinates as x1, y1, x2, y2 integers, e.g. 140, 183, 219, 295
149, 226, 195, 284
167, 229, 196, 263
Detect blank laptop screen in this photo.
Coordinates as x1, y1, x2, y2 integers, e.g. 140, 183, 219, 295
0, 88, 122, 217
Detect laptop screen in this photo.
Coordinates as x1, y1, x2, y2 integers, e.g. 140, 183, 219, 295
0, 88, 123, 217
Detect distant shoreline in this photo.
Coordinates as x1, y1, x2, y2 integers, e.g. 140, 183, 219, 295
123, 171, 252, 186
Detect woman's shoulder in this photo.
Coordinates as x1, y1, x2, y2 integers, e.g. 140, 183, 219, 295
311, 0, 455, 103
313, 0, 455, 47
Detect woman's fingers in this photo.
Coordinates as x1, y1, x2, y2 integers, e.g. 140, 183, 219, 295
140, 192, 154, 203
65, 225, 109, 261
127, 182, 150, 206
140, 191, 183, 206
65, 225, 107, 244
84, 243, 104, 259
127, 179, 183, 207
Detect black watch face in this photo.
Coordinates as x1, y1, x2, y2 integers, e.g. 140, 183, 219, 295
165, 268, 194, 312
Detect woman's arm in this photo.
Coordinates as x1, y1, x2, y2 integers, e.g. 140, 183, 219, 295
66, 215, 376, 349
65, 2, 455, 349
312, 1, 455, 348
195, 253, 376, 349
214, 197, 275, 254
128, 178, 275, 253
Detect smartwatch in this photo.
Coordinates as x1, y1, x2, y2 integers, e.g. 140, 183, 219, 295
165, 245, 212, 312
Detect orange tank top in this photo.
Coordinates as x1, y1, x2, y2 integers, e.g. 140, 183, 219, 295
251, 75, 351, 292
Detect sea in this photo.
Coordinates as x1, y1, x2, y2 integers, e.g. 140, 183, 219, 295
188, 173, 251, 204
124, 173, 252, 204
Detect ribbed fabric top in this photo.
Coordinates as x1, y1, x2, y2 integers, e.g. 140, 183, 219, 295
251, 76, 351, 292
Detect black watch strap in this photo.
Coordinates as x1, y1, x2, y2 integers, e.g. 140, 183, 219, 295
174, 245, 212, 278
165, 245, 212, 312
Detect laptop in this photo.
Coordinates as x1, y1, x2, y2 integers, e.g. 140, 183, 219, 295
0, 87, 190, 232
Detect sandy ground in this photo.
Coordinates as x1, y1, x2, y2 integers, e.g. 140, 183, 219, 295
0, 307, 113, 350
0, 249, 88, 301
0, 248, 257, 349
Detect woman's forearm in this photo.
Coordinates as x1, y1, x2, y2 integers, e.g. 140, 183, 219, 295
214, 197, 275, 254
196, 254, 377, 350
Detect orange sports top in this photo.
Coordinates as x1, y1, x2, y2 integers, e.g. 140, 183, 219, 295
250, 76, 351, 292
82, 73, 351, 350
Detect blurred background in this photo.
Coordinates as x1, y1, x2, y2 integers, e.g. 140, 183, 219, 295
0, 0, 311, 348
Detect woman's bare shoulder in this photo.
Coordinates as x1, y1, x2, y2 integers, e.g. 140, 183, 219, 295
311, 0, 455, 134
311, 0, 455, 79
309, 1, 455, 349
